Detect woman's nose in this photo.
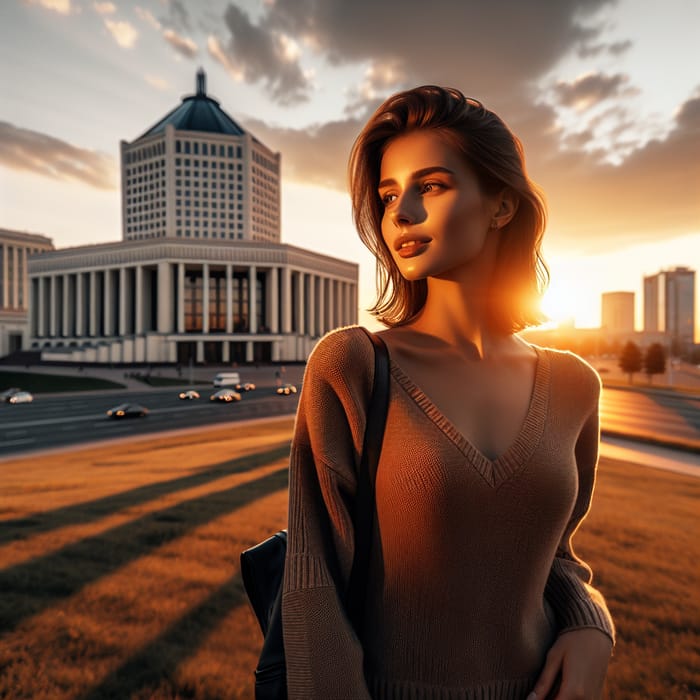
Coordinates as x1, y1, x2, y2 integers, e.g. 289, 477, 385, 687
392, 193, 417, 227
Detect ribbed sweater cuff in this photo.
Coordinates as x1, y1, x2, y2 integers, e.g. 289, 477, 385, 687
283, 553, 334, 592
545, 560, 615, 644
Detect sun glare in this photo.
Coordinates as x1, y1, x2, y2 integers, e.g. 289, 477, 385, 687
539, 277, 598, 329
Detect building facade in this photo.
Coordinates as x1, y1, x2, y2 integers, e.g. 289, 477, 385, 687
27, 71, 358, 364
601, 291, 635, 335
0, 229, 54, 356
644, 266, 696, 354
29, 239, 356, 364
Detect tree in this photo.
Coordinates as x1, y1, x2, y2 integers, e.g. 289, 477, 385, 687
618, 341, 642, 383
644, 343, 666, 383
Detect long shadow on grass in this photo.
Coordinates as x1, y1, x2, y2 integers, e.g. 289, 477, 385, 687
0, 444, 291, 545
0, 466, 288, 635
78, 571, 249, 700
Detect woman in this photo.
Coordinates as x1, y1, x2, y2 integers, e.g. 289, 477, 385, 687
282, 86, 614, 699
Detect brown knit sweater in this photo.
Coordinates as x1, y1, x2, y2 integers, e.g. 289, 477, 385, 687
283, 326, 615, 699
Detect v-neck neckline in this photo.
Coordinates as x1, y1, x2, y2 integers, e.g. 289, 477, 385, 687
389, 345, 551, 487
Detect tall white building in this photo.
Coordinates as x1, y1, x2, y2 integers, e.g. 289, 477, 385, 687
0, 229, 54, 357
28, 72, 358, 365
120, 69, 280, 244
643, 266, 696, 353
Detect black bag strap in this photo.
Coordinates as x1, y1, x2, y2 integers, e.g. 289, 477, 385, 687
346, 327, 390, 634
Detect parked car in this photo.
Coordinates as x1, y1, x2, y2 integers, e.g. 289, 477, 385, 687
210, 388, 242, 402
276, 383, 298, 396
0, 387, 22, 402
178, 390, 201, 400
235, 382, 256, 392
107, 402, 149, 419
7, 390, 33, 404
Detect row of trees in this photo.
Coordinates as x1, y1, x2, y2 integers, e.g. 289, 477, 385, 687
618, 341, 666, 383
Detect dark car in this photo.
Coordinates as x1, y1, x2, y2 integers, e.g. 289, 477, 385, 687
107, 402, 149, 419
210, 388, 242, 402
0, 387, 22, 402
235, 382, 256, 392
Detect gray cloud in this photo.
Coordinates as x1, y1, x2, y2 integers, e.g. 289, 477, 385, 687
256, 0, 612, 103
160, 0, 191, 32
0, 122, 116, 190
208, 4, 311, 105
552, 72, 636, 110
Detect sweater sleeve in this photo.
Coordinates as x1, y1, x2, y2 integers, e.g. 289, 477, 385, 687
282, 327, 375, 699
544, 367, 615, 645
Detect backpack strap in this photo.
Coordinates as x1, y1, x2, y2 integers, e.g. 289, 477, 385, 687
346, 327, 390, 635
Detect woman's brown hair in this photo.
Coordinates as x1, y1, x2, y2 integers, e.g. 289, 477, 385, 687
348, 85, 549, 332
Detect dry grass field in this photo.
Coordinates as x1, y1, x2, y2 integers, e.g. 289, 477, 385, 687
0, 418, 698, 700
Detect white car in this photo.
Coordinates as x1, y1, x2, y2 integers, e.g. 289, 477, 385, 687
178, 390, 201, 400
8, 391, 33, 404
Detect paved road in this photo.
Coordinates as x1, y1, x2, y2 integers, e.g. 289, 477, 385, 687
0, 386, 300, 458
1, 382, 698, 459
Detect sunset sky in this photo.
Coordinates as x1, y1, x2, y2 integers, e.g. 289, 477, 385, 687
1, 0, 698, 337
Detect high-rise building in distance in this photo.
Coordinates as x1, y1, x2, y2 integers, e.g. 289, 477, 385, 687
601, 291, 635, 334
643, 266, 696, 353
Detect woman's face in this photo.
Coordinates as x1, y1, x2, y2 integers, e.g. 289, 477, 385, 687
378, 130, 501, 282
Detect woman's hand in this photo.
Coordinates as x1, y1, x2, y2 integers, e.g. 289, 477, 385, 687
528, 628, 613, 700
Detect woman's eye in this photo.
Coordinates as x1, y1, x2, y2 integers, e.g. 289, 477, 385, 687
421, 181, 443, 193
381, 193, 397, 205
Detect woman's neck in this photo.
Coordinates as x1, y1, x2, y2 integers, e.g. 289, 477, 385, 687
407, 276, 511, 360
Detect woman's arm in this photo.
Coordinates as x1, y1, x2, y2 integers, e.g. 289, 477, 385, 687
534, 388, 614, 699
282, 328, 375, 699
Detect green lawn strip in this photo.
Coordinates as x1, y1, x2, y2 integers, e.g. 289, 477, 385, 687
0, 370, 125, 393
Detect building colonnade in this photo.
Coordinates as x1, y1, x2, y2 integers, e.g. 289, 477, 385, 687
28, 241, 358, 364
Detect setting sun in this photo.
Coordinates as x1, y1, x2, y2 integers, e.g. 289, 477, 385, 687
539, 272, 598, 329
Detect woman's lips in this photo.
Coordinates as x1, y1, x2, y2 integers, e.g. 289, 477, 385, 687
397, 240, 430, 258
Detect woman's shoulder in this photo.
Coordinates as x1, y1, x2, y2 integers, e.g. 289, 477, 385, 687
534, 344, 602, 394
306, 325, 377, 380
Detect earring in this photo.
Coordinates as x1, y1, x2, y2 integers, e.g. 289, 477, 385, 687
490, 220, 500, 230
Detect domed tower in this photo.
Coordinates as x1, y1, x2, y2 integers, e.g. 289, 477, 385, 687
119, 69, 281, 244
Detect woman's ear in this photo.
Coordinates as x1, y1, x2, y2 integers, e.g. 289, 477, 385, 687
491, 189, 518, 230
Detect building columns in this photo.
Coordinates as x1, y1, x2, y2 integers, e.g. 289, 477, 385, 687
103, 270, 112, 337
75, 272, 84, 337
248, 265, 257, 333
296, 272, 306, 335
49, 275, 57, 337
119, 267, 128, 335
202, 262, 210, 334
135, 264, 144, 334
37, 277, 45, 337
177, 263, 185, 333
282, 267, 292, 334
157, 262, 173, 333
90, 270, 99, 337
268, 266, 279, 333
225, 264, 233, 333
